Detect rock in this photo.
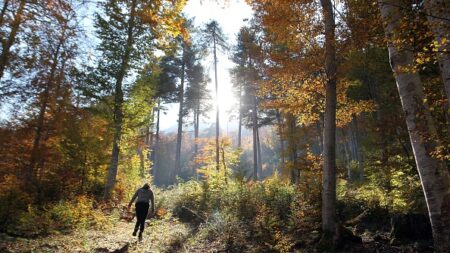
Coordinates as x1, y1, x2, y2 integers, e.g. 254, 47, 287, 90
174, 206, 204, 224
390, 213, 432, 245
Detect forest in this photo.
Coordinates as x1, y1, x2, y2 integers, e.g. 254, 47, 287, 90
0, 0, 449, 252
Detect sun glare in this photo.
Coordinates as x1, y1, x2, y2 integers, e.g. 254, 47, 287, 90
206, 65, 238, 127
156, 0, 252, 131
218, 85, 237, 114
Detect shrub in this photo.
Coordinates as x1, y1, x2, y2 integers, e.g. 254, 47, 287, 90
0, 175, 32, 232
165, 174, 302, 252
196, 212, 248, 251
4, 195, 114, 236
337, 154, 425, 218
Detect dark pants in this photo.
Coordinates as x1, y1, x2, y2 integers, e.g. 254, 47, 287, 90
134, 202, 149, 233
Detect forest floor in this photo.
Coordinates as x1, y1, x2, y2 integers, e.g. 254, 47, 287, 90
0, 211, 434, 253
0, 215, 210, 253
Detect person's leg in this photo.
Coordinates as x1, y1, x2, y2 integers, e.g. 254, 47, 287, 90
133, 219, 139, 235
138, 203, 149, 235
134, 203, 144, 235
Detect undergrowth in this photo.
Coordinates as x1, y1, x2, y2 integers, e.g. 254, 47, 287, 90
159, 173, 321, 253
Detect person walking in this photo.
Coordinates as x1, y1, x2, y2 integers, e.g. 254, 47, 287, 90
128, 183, 155, 240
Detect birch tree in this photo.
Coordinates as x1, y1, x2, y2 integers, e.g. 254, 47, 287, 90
424, 0, 450, 101
378, 1, 450, 251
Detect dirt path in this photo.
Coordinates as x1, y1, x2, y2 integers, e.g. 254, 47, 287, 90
1, 217, 429, 253
0, 217, 198, 253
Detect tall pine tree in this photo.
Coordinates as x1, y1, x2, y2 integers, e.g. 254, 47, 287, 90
90, 0, 185, 198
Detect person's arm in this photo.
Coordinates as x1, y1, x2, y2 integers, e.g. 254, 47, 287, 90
128, 190, 138, 209
150, 190, 155, 214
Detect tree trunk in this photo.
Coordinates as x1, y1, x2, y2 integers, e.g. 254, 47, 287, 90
276, 110, 284, 173
351, 115, 364, 181
349, 124, 357, 162
195, 98, 200, 155
221, 142, 227, 178
238, 83, 242, 148
154, 98, 161, 172
424, 0, 450, 133
286, 114, 298, 184
378, 1, 450, 252
341, 128, 352, 180
148, 107, 155, 148
319, 0, 338, 247
257, 126, 262, 178
213, 33, 220, 171
252, 95, 258, 181
28, 41, 62, 184
156, 100, 160, 140
104, 0, 137, 198
29, 93, 48, 183
175, 45, 186, 182
424, 0, 450, 101
0, 0, 26, 81
193, 99, 200, 179
33, 46, 67, 205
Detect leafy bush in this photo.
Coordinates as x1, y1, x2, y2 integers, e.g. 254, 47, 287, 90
162, 172, 310, 252
338, 154, 425, 217
4, 195, 114, 236
49, 196, 113, 231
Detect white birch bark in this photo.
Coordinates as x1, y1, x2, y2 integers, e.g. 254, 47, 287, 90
378, 1, 450, 251
424, 0, 450, 100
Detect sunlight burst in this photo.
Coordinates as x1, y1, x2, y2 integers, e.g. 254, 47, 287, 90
207, 67, 238, 126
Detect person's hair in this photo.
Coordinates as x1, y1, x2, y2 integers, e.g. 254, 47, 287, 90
142, 183, 150, 190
